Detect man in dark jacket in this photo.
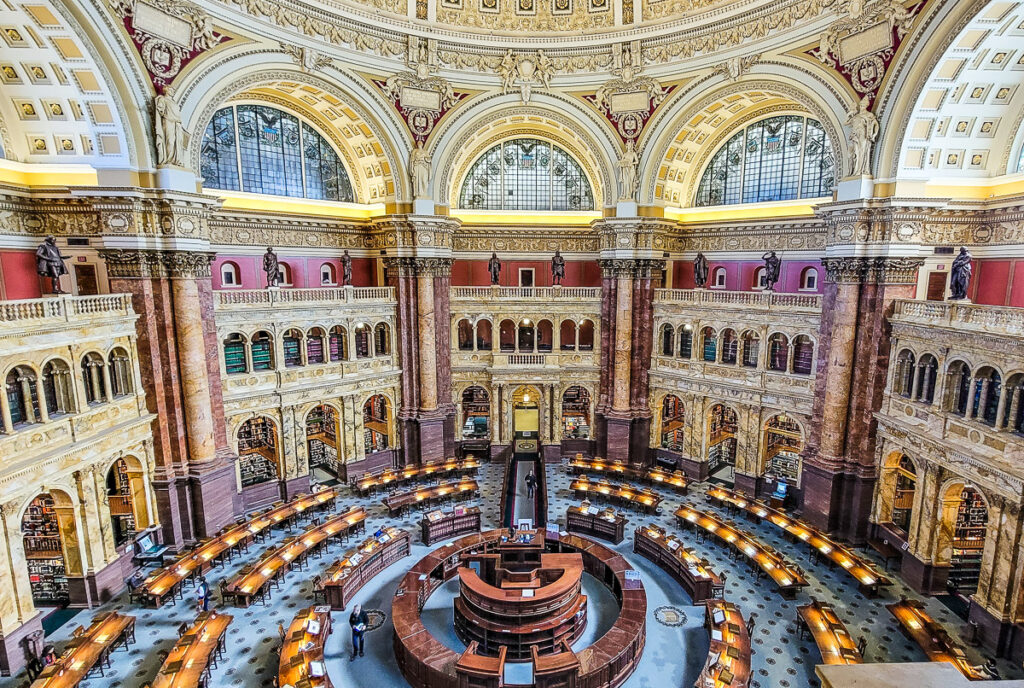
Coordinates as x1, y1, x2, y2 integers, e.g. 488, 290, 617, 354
525, 470, 536, 499
349, 604, 369, 660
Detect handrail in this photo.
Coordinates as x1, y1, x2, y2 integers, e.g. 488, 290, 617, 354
654, 288, 822, 311
451, 286, 601, 300
214, 286, 396, 308
0, 293, 134, 324
892, 299, 1024, 336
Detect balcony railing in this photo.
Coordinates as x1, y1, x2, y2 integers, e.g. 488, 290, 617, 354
893, 299, 1024, 337
654, 289, 822, 312
214, 286, 396, 309
451, 286, 601, 300
0, 293, 134, 325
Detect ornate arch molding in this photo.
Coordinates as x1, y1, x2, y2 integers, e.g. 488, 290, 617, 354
641, 72, 850, 207
182, 58, 410, 202
430, 93, 619, 209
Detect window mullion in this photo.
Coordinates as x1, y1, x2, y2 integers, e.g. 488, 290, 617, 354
796, 117, 807, 200
233, 105, 244, 192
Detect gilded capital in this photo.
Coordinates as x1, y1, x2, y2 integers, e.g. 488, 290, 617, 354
821, 257, 869, 284
99, 249, 216, 279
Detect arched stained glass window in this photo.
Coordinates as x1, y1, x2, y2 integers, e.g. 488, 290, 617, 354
695, 115, 835, 207
458, 138, 594, 211
200, 104, 355, 202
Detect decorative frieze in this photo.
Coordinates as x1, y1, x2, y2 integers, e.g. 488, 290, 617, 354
99, 248, 215, 279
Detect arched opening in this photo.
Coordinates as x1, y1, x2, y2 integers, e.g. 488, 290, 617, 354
320, 263, 337, 286
915, 354, 938, 403
537, 320, 553, 353
462, 386, 490, 439
660, 395, 685, 451
354, 323, 371, 359
720, 329, 738, 364
237, 416, 280, 488
661, 324, 675, 356
512, 386, 540, 440
279, 262, 293, 286
81, 352, 107, 405
329, 326, 348, 362
800, 267, 818, 291
476, 320, 492, 350
701, 327, 717, 362
972, 366, 1002, 426
890, 455, 917, 535
251, 331, 275, 371
374, 323, 391, 356
763, 414, 803, 488
792, 335, 814, 375
363, 395, 391, 453
767, 333, 789, 372
678, 325, 693, 359
22, 492, 77, 606
107, 348, 132, 398
457, 319, 474, 351
895, 349, 916, 397
578, 320, 594, 351
223, 333, 248, 374
499, 319, 516, 352
938, 484, 988, 594
712, 267, 727, 288
220, 261, 240, 287
306, 327, 326, 364
561, 320, 577, 351
283, 328, 304, 367
6, 366, 41, 427
741, 331, 760, 368
561, 386, 591, 439
105, 456, 149, 547
707, 404, 738, 486
307, 404, 340, 477
1008, 374, 1024, 436
947, 361, 972, 416
752, 267, 767, 290
41, 359, 74, 417
518, 318, 536, 352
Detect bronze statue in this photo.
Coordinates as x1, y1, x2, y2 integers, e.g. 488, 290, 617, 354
694, 252, 709, 288
949, 247, 972, 300
35, 236, 68, 294
263, 247, 281, 288
488, 251, 501, 285
762, 251, 781, 291
551, 249, 565, 285
342, 250, 353, 286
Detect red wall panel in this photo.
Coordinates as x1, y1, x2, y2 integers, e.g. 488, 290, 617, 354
450, 259, 601, 287
972, 260, 1011, 306
212, 255, 378, 289
0, 250, 43, 300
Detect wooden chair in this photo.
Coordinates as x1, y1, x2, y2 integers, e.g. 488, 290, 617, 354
311, 575, 327, 604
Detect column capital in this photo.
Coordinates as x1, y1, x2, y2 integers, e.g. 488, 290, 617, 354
371, 214, 459, 255
598, 258, 665, 279
867, 256, 925, 285
99, 249, 216, 279
383, 256, 454, 277
820, 257, 870, 284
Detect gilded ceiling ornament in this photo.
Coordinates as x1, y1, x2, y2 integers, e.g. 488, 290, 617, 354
499, 50, 554, 104
585, 44, 672, 143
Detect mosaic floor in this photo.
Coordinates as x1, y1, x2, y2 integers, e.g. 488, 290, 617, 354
4, 460, 1022, 688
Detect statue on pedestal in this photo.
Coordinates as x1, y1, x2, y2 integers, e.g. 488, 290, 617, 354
762, 250, 781, 291
616, 139, 639, 201
551, 249, 565, 285
263, 247, 281, 288
154, 87, 187, 167
949, 247, 973, 300
488, 251, 501, 285
846, 96, 879, 177
410, 142, 431, 199
693, 251, 709, 288
342, 250, 353, 286
35, 236, 69, 294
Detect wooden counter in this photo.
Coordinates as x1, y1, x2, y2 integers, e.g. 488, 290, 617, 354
633, 524, 723, 604
567, 457, 688, 493
138, 488, 337, 607
382, 479, 479, 517
31, 612, 136, 688
698, 600, 751, 688
675, 504, 808, 598
707, 486, 890, 595
356, 458, 480, 495
565, 504, 627, 544
420, 506, 481, 546
278, 606, 332, 688
223, 506, 366, 607
323, 527, 410, 610
797, 599, 861, 665
570, 477, 662, 513
887, 600, 986, 680
151, 611, 232, 688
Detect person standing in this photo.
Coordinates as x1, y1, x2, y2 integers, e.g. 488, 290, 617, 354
525, 469, 536, 499
349, 604, 369, 660
196, 575, 211, 612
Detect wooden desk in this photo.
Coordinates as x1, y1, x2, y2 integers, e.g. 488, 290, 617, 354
356, 458, 480, 495
633, 524, 722, 604
151, 611, 232, 688
706, 487, 890, 595
323, 528, 411, 610
570, 477, 662, 513
138, 488, 337, 607
797, 599, 862, 665
32, 612, 136, 688
224, 506, 367, 607
278, 606, 332, 688
567, 458, 688, 494
566, 505, 627, 544
698, 600, 750, 688
383, 479, 478, 517
887, 600, 986, 680
675, 504, 808, 598
420, 507, 481, 545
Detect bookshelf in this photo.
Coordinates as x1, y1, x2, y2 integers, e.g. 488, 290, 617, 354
364, 395, 389, 453
251, 334, 273, 371
238, 417, 279, 487
420, 506, 482, 545
892, 457, 917, 533
764, 415, 803, 483
107, 459, 136, 546
307, 334, 324, 364
307, 406, 341, 475
949, 487, 987, 593
283, 334, 302, 367
224, 335, 247, 374
661, 396, 685, 450
561, 386, 590, 439
22, 495, 69, 605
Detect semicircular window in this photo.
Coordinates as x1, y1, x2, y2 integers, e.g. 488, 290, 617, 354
695, 115, 835, 207
201, 104, 354, 202
458, 138, 594, 211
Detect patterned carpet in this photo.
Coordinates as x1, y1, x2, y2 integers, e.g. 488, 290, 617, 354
3, 460, 1020, 688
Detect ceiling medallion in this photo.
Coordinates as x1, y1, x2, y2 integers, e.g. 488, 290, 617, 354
807, 0, 925, 108
498, 50, 555, 104
109, 0, 229, 93
585, 43, 673, 143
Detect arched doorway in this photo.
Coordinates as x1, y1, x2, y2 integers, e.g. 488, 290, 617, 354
937, 484, 988, 594
306, 404, 341, 476
462, 387, 490, 438
660, 395, 685, 451
512, 386, 540, 440
22, 491, 78, 606
364, 395, 391, 453
891, 455, 917, 534
762, 414, 803, 487
105, 457, 150, 547
707, 404, 738, 485
237, 416, 280, 489
561, 386, 591, 439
